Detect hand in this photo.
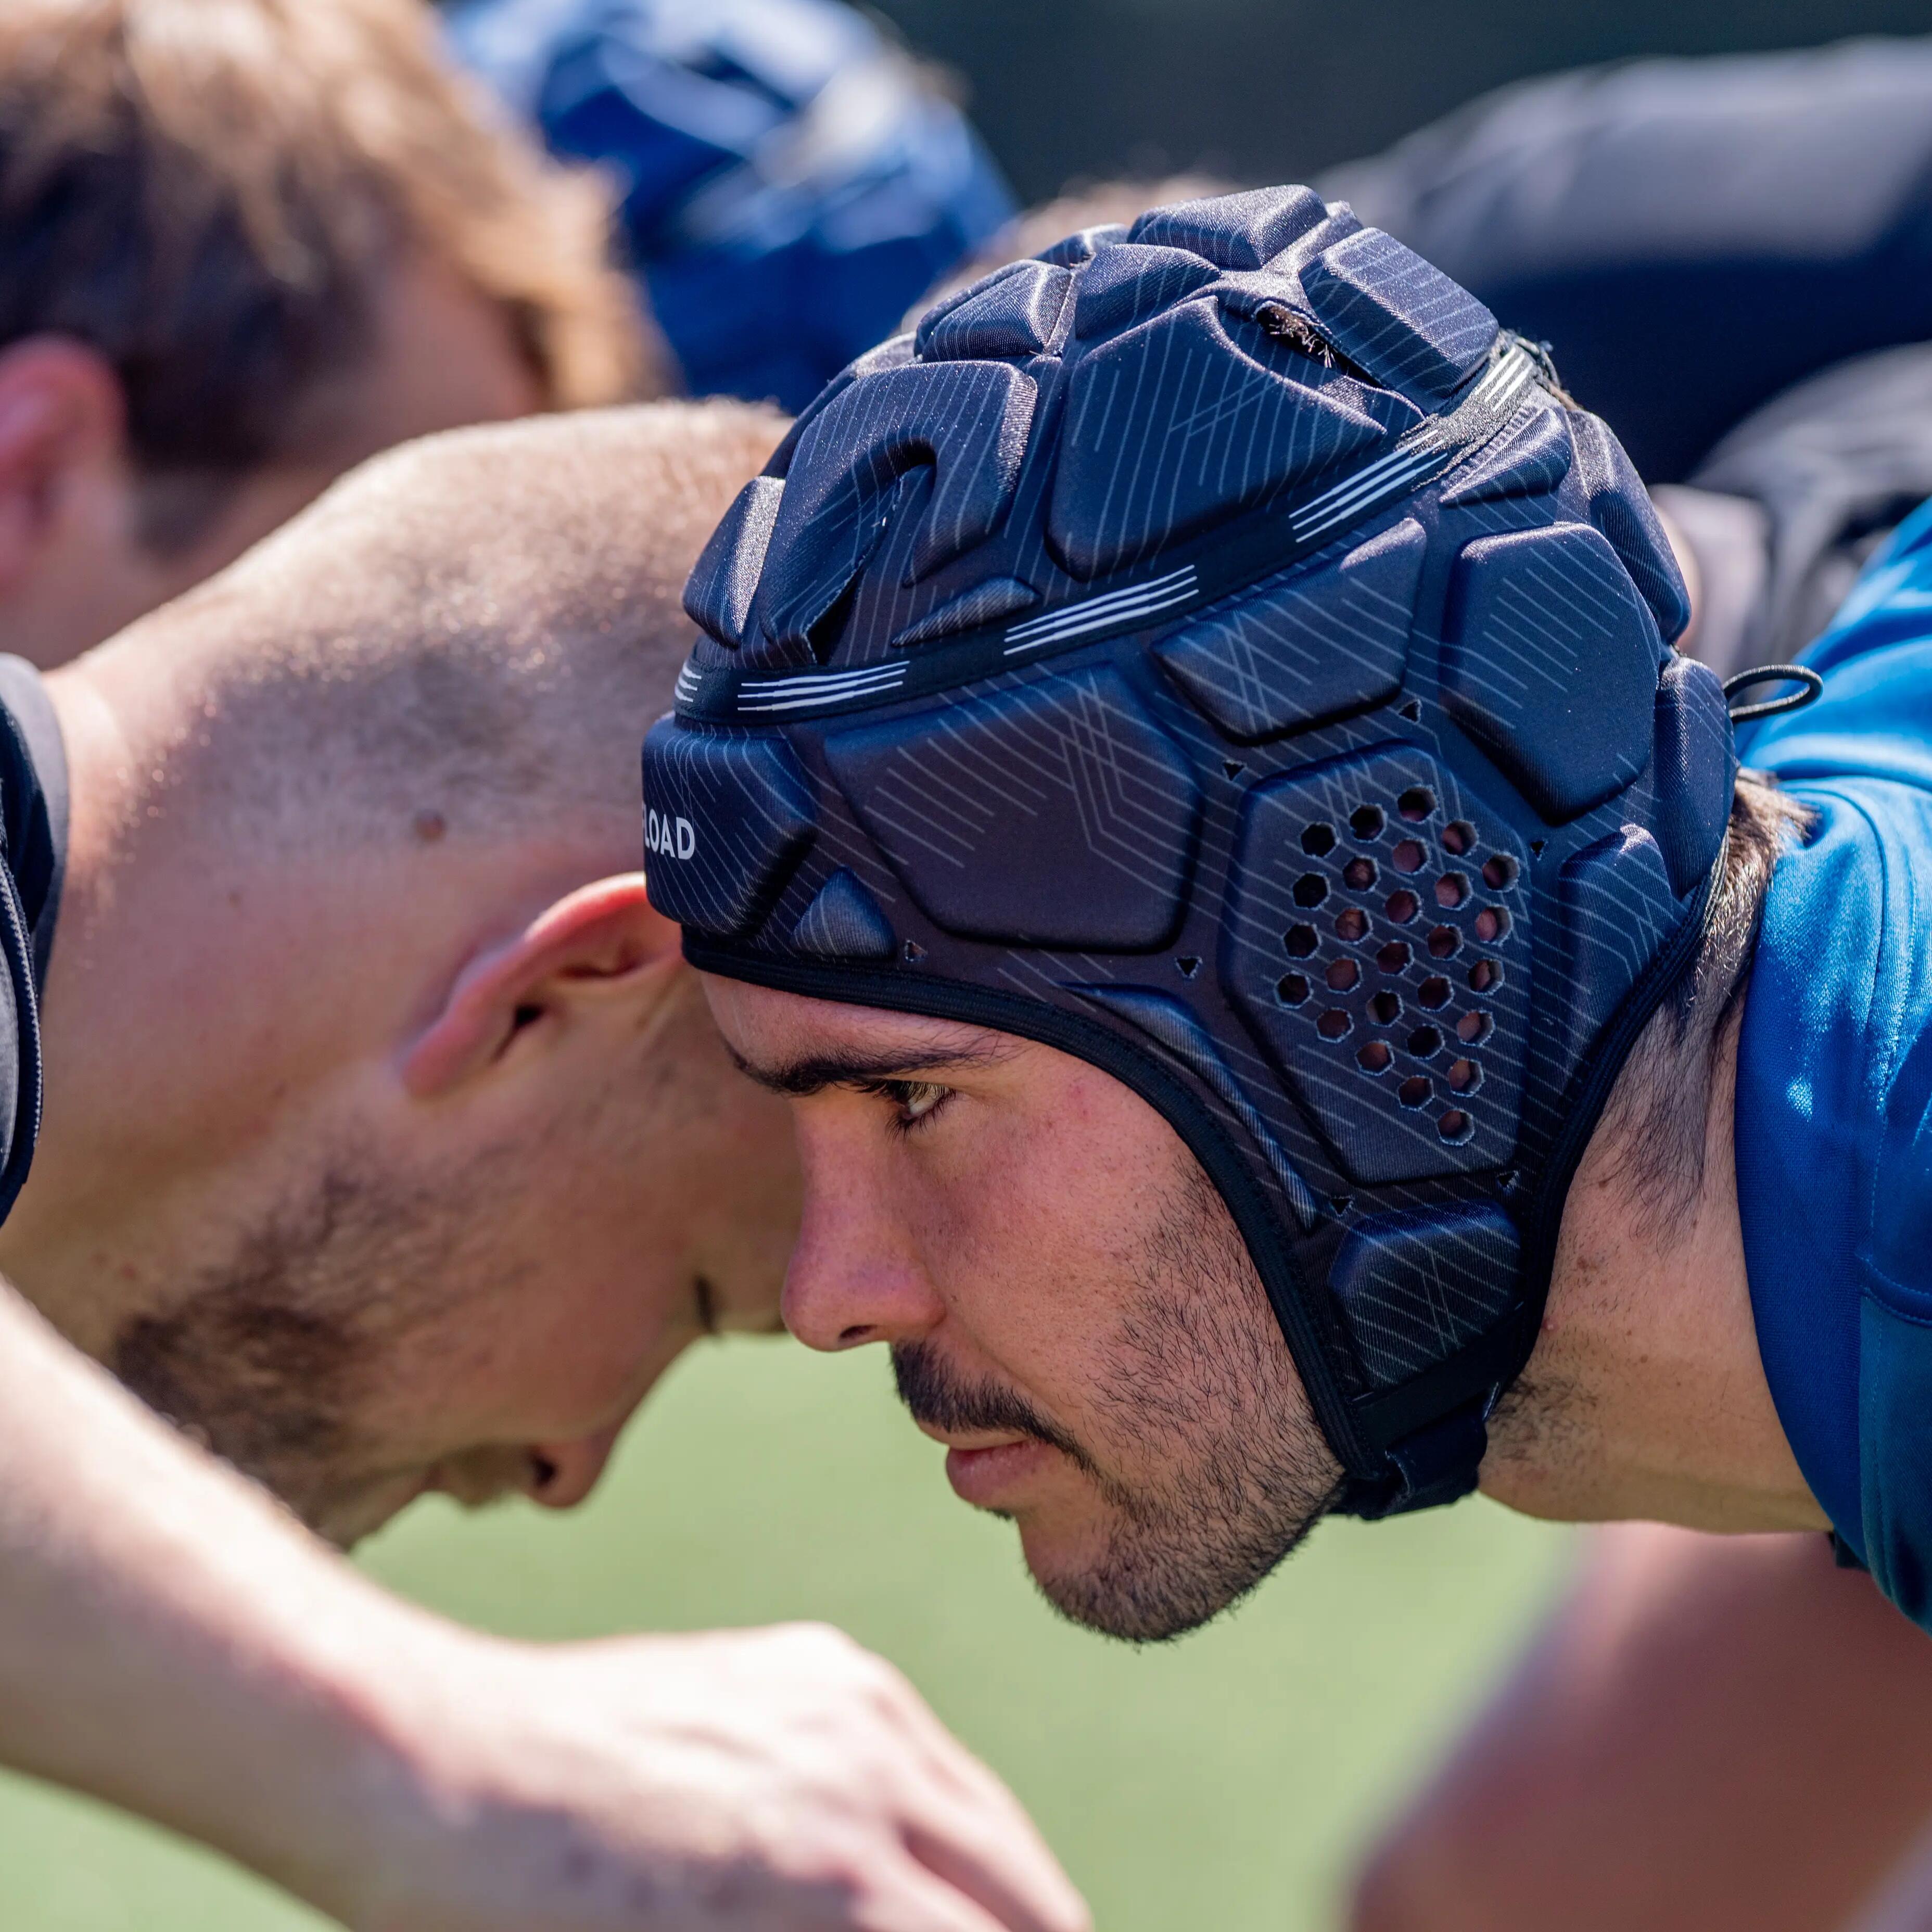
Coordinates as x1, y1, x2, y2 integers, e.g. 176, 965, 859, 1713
346, 1621, 1092, 1932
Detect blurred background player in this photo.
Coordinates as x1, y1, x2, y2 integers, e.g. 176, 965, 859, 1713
446, 0, 1014, 409
0, 0, 647, 672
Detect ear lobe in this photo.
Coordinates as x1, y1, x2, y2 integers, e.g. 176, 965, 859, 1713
0, 339, 127, 588
401, 874, 684, 1100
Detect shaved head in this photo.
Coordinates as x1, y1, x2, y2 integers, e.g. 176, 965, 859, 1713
21, 400, 799, 1540
95, 399, 787, 850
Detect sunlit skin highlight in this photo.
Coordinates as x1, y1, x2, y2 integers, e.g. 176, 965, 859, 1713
706, 974, 1822, 1639
711, 981, 1341, 1642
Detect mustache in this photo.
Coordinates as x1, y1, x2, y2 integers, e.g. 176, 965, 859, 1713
891, 1341, 1099, 1482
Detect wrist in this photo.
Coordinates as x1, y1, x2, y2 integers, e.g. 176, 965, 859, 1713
235, 1592, 508, 1925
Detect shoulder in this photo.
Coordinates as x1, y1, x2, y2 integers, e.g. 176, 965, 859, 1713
1744, 780, 1932, 1282
1744, 500, 1932, 791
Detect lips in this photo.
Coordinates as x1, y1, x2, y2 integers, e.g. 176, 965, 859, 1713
942, 1436, 1057, 1508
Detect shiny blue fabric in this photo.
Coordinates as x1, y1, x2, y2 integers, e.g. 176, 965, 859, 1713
446, 0, 1014, 409
1737, 498, 1932, 1597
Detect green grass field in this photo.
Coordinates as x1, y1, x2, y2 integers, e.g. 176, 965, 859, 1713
0, 1337, 1573, 1931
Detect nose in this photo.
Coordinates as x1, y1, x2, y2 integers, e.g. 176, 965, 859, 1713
523, 1419, 626, 1510
782, 1143, 945, 1353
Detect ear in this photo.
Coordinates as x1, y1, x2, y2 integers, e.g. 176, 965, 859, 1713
400, 874, 685, 1100
0, 339, 128, 590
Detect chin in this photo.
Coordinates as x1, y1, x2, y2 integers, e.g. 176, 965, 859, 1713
308, 1471, 435, 1550
1013, 1500, 1281, 1646
1013, 1510, 1163, 1641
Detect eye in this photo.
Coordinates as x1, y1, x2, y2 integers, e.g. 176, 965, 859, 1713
863, 1077, 954, 1134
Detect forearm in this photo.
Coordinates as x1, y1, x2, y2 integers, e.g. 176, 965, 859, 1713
0, 1278, 438, 1918
0, 1282, 1091, 1932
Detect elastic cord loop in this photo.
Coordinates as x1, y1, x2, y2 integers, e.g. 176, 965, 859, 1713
1723, 663, 1824, 723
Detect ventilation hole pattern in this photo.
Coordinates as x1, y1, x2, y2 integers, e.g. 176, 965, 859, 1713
1228, 744, 1532, 1184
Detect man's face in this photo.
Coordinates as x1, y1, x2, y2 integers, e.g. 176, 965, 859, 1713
707, 980, 1341, 1642
98, 977, 799, 1549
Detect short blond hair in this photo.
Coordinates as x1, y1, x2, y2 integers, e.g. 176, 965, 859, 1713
0, 0, 656, 537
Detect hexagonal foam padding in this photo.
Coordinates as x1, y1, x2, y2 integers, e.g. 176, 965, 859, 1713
1154, 517, 1426, 743
1441, 523, 1661, 824
792, 868, 896, 961
1649, 656, 1737, 898
1221, 743, 1530, 1184
917, 260, 1071, 362
1072, 243, 1221, 342
1049, 300, 1395, 580
823, 666, 1200, 949
757, 360, 1039, 656
1298, 228, 1498, 405
1440, 406, 1573, 507
1555, 823, 1682, 1077
1127, 186, 1328, 270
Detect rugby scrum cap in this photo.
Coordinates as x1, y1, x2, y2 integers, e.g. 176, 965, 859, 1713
642, 185, 1739, 1518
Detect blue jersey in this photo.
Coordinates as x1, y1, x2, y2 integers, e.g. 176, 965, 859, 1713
1737, 499, 1932, 1617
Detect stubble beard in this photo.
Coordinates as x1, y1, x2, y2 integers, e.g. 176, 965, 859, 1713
894, 1162, 1343, 1644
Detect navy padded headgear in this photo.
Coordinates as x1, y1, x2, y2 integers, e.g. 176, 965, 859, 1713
643, 186, 1737, 1518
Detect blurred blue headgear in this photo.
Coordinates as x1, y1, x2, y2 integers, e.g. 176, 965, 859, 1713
446, 0, 1015, 409
642, 187, 1737, 1519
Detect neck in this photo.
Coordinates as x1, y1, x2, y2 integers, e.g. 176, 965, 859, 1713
1479, 1008, 1826, 1534
0, 649, 242, 1350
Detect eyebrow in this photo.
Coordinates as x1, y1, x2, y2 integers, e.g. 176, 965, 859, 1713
726, 1039, 1016, 1099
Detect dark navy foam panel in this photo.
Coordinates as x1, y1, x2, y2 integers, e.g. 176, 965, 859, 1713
1050, 301, 1394, 580
1568, 411, 1693, 644
1329, 1204, 1521, 1389
1557, 824, 1680, 1071
823, 668, 1199, 948
1128, 186, 1328, 270
1154, 517, 1426, 742
793, 868, 896, 960
1651, 658, 1738, 897
1299, 229, 1498, 405
918, 260, 1071, 362
1073, 243, 1221, 341
1073, 985, 1320, 1228
1037, 224, 1129, 268
889, 576, 1038, 649
757, 361, 1038, 659
762, 334, 917, 483
684, 477, 784, 649
1222, 744, 1531, 1184
642, 719, 817, 938
1442, 524, 1660, 823
911, 266, 1016, 354
1440, 406, 1574, 507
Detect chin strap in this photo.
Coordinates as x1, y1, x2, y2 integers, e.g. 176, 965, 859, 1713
1346, 1395, 1497, 1520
